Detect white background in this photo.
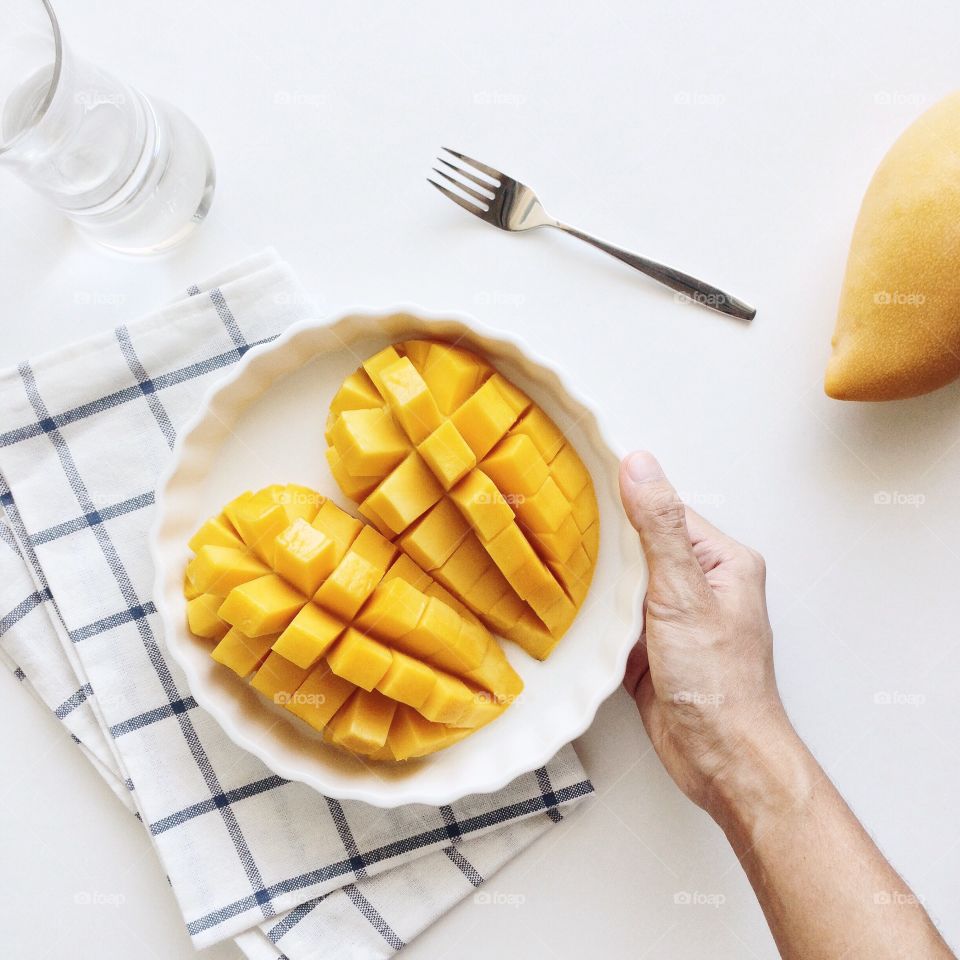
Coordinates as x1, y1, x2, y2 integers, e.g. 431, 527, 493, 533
2, 0, 959, 957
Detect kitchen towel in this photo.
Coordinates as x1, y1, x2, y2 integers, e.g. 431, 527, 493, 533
0, 249, 593, 959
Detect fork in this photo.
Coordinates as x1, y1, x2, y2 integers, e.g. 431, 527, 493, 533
429, 148, 756, 322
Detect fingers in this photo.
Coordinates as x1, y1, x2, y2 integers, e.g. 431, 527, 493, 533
619, 451, 707, 602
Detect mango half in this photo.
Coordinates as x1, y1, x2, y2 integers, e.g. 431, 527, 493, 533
184, 484, 523, 761
825, 92, 960, 401
325, 340, 599, 659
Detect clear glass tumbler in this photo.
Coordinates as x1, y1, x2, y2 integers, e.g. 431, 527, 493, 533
0, 0, 215, 254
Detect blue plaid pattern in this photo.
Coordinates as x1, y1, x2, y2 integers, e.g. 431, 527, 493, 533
0, 251, 594, 959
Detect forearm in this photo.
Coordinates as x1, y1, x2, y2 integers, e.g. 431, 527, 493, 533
711, 721, 953, 960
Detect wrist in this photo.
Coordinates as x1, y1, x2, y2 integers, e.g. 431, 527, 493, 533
704, 709, 816, 838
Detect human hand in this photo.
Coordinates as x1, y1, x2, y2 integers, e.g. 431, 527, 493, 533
619, 451, 796, 818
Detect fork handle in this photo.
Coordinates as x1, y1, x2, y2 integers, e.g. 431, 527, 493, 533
553, 222, 756, 321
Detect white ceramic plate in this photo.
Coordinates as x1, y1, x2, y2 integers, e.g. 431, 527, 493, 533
151, 308, 646, 807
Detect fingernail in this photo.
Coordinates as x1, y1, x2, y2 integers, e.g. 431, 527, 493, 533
625, 451, 664, 483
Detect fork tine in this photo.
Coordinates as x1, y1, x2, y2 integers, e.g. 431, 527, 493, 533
431, 168, 491, 205
437, 157, 496, 193
441, 147, 502, 183
427, 178, 487, 218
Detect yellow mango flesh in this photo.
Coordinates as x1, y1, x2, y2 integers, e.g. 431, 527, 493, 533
326, 341, 599, 660
826, 92, 960, 400
185, 485, 522, 761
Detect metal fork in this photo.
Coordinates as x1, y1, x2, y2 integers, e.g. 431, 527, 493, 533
429, 148, 755, 322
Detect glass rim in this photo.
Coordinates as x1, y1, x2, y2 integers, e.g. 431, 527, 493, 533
0, 0, 63, 156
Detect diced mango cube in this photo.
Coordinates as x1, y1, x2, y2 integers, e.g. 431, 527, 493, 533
218, 574, 306, 637
354, 577, 428, 640
326, 627, 394, 690
434, 533, 490, 597
583, 521, 599, 563
512, 558, 566, 615
285, 662, 356, 730
397, 499, 470, 571
382, 553, 433, 592
361, 452, 444, 536
314, 549, 385, 620
400, 339, 434, 370
418, 673, 474, 724
515, 476, 570, 534
421, 343, 487, 415
540, 593, 577, 637
417, 419, 476, 490
211, 627, 277, 677
487, 373, 531, 418
330, 369, 383, 416
386, 705, 450, 760
331, 408, 410, 477
187, 593, 230, 639
272, 602, 344, 668
250, 651, 312, 702
183, 574, 201, 600
376, 650, 437, 709
482, 434, 549, 497
549, 444, 591, 500
510, 406, 564, 461
465, 643, 524, 702
328, 688, 397, 754
428, 618, 489, 674
311, 500, 363, 563
450, 469, 514, 541
424, 582, 478, 624
486, 589, 526, 633
571, 482, 598, 532
464, 564, 511, 611
400, 595, 460, 660
186, 546, 270, 596
485, 522, 539, 577
450, 377, 518, 459
188, 513, 242, 552
506, 607, 561, 660
448, 689, 506, 729
378, 356, 443, 444
361, 345, 402, 395
326, 446, 380, 501
275, 484, 324, 525
274, 519, 338, 596
531, 512, 581, 564
230, 494, 293, 564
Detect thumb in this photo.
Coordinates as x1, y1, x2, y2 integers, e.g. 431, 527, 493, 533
619, 451, 706, 603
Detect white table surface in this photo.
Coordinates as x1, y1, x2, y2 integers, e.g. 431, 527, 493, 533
2, 1, 959, 957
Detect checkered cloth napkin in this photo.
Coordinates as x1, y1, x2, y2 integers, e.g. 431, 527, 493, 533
0, 250, 594, 959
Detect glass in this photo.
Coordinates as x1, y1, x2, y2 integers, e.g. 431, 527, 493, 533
0, 0, 215, 254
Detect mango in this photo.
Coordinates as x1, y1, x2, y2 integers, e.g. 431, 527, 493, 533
185, 484, 522, 761
825, 92, 960, 400
325, 341, 599, 659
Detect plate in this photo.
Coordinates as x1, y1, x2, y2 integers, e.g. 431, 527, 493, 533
151, 307, 646, 807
